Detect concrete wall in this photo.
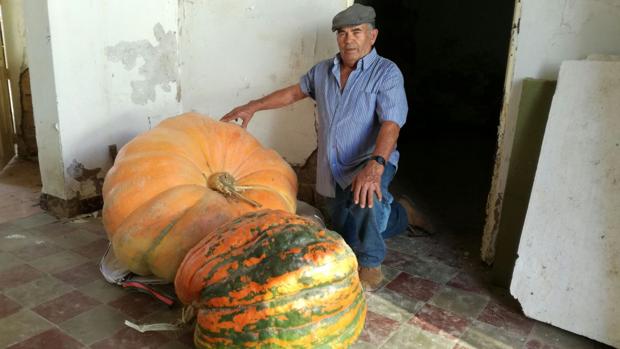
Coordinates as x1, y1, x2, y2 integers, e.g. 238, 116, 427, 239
23, 0, 64, 198
24, 0, 181, 201
484, 0, 620, 261
24, 0, 349, 208
179, 0, 349, 164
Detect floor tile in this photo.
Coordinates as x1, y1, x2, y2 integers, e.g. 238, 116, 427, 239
386, 234, 433, 256
7, 328, 84, 349
386, 272, 442, 302
11, 240, 64, 260
0, 310, 54, 348
108, 292, 170, 320
11, 213, 58, 229
429, 286, 489, 319
32, 221, 79, 235
0, 230, 49, 252
456, 320, 527, 349
447, 271, 492, 295
0, 222, 27, 237
32, 290, 101, 324
383, 249, 416, 270
397, 255, 459, 284
71, 238, 109, 259
68, 218, 107, 236
90, 327, 171, 349
78, 279, 127, 303
524, 322, 605, 349
383, 323, 457, 349
0, 264, 45, 290
53, 261, 102, 287
358, 310, 401, 346
410, 303, 470, 340
477, 300, 534, 338
58, 305, 126, 346
0, 293, 22, 319
4, 275, 74, 308
29, 250, 89, 274
42, 229, 103, 249
366, 287, 423, 323
349, 340, 377, 349
0, 251, 25, 271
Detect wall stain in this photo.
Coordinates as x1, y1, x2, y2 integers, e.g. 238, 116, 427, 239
106, 23, 178, 105
66, 160, 103, 199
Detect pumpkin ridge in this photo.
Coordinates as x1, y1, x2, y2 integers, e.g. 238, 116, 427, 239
114, 149, 206, 176
193, 219, 315, 275
198, 225, 345, 299
194, 289, 365, 346
199, 263, 357, 309
226, 141, 265, 178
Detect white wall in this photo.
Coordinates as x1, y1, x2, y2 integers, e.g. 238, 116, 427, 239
25, 0, 181, 200
484, 0, 620, 256
179, 0, 348, 164
24, 0, 349, 201
23, 0, 64, 198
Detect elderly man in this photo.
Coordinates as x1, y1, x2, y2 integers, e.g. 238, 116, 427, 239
221, 4, 416, 291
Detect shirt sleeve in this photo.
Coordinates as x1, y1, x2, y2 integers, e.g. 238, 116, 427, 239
299, 64, 317, 99
376, 65, 408, 127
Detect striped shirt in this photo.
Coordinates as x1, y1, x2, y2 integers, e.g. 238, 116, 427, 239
300, 48, 408, 198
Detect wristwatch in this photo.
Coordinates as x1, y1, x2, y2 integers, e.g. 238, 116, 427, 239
370, 155, 386, 166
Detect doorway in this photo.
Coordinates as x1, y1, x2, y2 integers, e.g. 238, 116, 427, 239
357, 0, 515, 262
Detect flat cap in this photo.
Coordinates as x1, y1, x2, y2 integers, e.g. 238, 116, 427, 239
331, 4, 376, 31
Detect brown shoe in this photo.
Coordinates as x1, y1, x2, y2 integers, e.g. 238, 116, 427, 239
398, 196, 435, 236
359, 266, 383, 292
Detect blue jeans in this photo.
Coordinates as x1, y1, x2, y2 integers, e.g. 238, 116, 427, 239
325, 164, 409, 267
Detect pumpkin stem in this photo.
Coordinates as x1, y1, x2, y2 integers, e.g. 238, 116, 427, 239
204, 172, 263, 208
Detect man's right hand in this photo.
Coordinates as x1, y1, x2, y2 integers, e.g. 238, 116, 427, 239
220, 103, 256, 129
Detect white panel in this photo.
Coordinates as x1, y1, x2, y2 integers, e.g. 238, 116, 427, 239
511, 60, 620, 348
485, 0, 620, 256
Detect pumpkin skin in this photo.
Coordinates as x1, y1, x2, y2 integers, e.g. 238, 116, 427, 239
175, 210, 366, 349
102, 113, 297, 281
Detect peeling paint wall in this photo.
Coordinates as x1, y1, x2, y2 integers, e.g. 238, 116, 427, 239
25, 0, 181, 201
25, 0, 347, 208
179, 0, 349, 165
483, 0, 620, 261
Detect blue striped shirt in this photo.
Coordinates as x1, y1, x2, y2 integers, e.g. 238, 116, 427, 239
300, 48, 408, 198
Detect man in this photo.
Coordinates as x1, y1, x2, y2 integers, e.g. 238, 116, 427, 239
221, 4, 416, 291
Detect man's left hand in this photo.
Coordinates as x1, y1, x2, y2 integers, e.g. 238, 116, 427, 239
351, 160, 384, 208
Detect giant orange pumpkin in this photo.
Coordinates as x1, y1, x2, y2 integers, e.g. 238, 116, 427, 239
102, 113, 297, 281
175, 210, 366, 348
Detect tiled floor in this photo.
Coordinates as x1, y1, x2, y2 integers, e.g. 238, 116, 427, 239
0, 159, 614, 348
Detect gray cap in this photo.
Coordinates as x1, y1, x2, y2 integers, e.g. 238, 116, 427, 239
331, 4, 376, 31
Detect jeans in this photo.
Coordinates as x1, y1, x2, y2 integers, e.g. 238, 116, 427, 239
325, 163, 409, 267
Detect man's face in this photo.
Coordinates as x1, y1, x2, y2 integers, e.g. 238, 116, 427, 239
336, 24, 378, 66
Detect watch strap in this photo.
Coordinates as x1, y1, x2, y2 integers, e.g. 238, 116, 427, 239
370, 155, 386, 166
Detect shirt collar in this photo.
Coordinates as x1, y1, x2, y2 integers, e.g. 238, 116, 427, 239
332, 47, 378, 71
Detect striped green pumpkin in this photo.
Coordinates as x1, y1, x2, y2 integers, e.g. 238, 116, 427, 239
174, 210, 366, 348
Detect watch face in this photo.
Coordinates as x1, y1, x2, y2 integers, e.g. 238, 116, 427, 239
372, 156, 385, 165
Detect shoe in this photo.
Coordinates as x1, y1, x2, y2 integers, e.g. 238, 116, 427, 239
358, 266, 383, 292
398, 195, 435, 237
